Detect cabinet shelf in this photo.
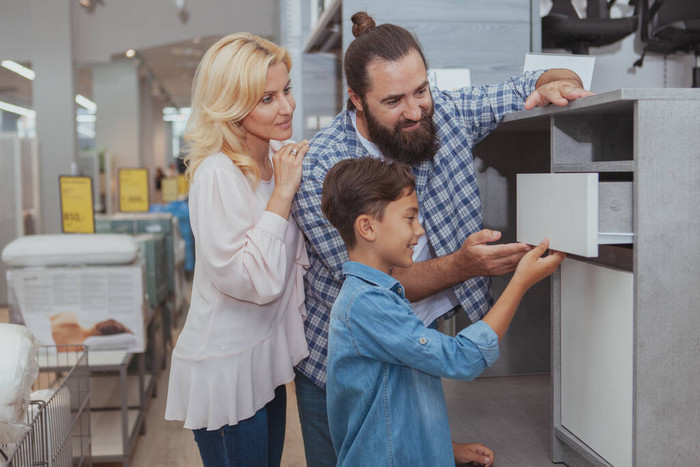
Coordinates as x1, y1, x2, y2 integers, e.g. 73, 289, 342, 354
553, 160, 634, 173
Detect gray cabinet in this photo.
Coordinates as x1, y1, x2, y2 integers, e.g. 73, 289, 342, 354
475, 89, 700, 466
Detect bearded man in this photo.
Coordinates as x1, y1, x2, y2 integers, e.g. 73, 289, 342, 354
291, 11, 591, 467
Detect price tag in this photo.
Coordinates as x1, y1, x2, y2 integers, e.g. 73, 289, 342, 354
118, 168, 150, 212
59, 176, 95, 233
161, 178, 178, 202
177, 174, 188, 195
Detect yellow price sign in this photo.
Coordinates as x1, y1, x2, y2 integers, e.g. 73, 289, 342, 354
161, 178, 178, 202
118, 168, 150, 212
177, 174, 188, 196
59, 176, 95, 233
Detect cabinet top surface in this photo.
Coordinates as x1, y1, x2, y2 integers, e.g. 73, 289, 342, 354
502, 88, 700, 125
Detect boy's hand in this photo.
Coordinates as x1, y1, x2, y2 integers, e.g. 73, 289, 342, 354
512, 238, 566, 290
453, 441, 494, 466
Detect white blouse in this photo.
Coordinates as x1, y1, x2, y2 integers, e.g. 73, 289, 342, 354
165, 145, 309, 430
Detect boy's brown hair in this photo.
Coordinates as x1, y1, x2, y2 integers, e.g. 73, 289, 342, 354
321, 157, 416, 248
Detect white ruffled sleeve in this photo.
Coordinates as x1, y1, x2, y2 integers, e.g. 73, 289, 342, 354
192, 164, 289, 305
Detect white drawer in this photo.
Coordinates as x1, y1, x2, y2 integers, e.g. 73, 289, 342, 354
516, 173, 633, 257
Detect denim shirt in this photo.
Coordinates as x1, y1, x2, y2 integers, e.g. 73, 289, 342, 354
327, 262, 500, 466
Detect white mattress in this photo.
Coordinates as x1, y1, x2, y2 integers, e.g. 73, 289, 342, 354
1, 234, 138, 267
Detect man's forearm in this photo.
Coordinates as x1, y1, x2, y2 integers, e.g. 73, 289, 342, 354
392, 252, 468, 302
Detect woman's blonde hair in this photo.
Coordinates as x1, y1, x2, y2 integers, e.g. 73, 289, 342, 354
183, 33, 291, 183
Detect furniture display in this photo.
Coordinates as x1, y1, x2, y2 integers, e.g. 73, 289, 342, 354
470, 88, 700, 466
638, 0, 700, 86
542, 0, 638, 54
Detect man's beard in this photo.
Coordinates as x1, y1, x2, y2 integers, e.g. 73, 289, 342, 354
363, 100, 439, 165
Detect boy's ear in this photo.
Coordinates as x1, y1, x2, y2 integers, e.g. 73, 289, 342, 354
348, 88, 363, 112
354, 214, 375, 242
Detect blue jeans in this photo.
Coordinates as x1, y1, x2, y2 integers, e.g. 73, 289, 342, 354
192, 385, 286, 467
294, 369, 337, 467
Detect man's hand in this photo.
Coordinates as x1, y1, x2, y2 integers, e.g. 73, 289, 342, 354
524, 68, 594, 110
453, 229, 531, 278
453, 441, 494, 466
392, 229, 530, 302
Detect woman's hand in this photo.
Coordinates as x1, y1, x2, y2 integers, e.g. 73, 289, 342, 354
266, 140, 310, 219
272, 140, 309, 199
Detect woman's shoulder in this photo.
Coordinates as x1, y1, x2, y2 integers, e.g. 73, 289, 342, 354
194, 153, 242, 180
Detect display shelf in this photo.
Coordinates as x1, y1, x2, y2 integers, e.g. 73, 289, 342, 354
90, 374, 153, 408
302, 0, 341, 53
90, 409, 140, 457
37, 349, 130, 370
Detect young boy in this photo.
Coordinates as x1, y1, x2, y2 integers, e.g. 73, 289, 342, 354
321, 158, 565, 467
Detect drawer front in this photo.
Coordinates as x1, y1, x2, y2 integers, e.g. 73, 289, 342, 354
560, 258, 633, 467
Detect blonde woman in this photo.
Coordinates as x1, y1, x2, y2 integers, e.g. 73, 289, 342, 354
165, 33, 310, 467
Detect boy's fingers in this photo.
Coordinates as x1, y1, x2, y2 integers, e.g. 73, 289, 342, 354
540, 250, 566, 268
527, 238, 549, 258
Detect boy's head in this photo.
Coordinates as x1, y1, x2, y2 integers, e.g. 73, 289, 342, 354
321, 157, 424, 272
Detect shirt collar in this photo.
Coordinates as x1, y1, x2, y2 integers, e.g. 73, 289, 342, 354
342, 261, 406, 298
349, 109, 382, 158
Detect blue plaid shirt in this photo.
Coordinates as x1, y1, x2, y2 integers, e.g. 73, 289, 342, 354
292, 71, 543, 388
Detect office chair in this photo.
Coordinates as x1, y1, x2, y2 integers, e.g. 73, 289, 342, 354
635, 0, 700, 87
542, 0, 639, 54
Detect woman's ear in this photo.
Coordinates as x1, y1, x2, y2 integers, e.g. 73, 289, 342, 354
354, 214, 375, 242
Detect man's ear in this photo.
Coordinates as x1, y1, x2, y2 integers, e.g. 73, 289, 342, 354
348, 88, 364, 112
354, 214, 375, 242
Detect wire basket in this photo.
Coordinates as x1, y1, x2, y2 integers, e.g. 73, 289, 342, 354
1, 345, 91, 467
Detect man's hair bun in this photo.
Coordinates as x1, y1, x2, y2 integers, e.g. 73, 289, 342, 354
351, 11, 376, 38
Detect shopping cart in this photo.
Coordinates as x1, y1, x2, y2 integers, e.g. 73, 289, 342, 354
0, 345, 91, 467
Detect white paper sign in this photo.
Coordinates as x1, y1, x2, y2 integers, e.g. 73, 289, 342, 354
428, 68, 471, 90
7, 265, 145, 352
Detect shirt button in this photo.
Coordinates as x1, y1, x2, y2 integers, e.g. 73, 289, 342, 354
419, 337, 427, 345
397, 286, 404, 295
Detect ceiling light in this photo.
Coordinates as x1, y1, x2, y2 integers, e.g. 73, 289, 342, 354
126, 49, 136, 58
76, 114, 97, 123
75, 94, 97, 113
0, 100, 36, 118
1, 60, 35, 80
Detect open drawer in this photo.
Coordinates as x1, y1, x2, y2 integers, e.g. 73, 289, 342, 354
516, 173, 633, 257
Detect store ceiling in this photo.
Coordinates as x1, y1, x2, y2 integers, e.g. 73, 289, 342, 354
0, 34, 224, 112
137, 35, 223, 108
